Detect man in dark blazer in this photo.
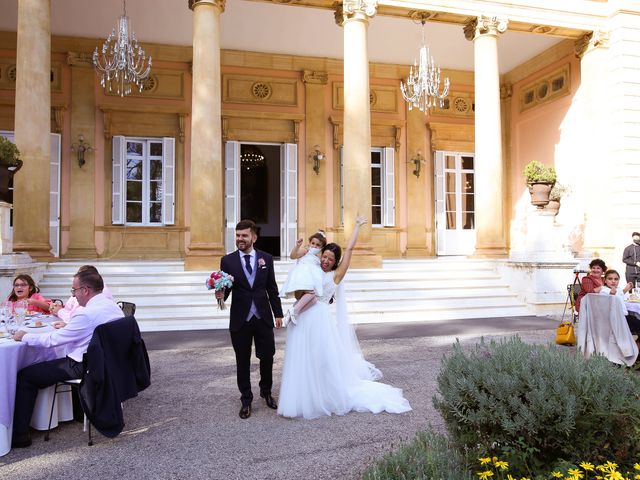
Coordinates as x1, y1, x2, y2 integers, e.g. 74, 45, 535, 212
216, 219, 283, 419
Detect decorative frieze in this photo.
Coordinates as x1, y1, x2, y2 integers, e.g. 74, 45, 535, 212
430, 92, 475, 118
223, 74, 298, 106
105, 69, 184, 100
464, 15, 508, 41
520, 64, 570, 112
332, 82, 398, 113
302, 70, 328, 85
67, 52, 93, 67
0, 59, 62, 92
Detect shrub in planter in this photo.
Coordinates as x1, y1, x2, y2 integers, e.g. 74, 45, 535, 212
523, 160, 556, 184
433, 337, 640, 477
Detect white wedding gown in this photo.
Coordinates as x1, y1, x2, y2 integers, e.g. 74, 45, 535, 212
277, 270, 412, 419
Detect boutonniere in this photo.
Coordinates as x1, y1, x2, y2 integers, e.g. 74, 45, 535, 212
258, 258, 266, 269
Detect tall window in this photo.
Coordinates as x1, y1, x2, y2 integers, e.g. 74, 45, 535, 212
340, 147, 395, 227
112, 136, 175, 226
125, 139, 163, 225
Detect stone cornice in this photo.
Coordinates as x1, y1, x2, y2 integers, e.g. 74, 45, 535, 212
66, 51, 93, 67
335, 0, 377, 25
464, 15, 508, 41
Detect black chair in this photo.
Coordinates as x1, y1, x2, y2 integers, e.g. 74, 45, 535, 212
45, 379, 93, 445
117, 301, 136, 317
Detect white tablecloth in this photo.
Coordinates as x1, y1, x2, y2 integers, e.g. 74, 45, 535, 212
625, 301, 640, 315
0, 321, 73, 456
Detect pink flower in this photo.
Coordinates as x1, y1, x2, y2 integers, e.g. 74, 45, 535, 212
258, 258, 266, 268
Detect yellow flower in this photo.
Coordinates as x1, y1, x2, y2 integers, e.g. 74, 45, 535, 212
494, 461, 509, 471
581, 463, 595, 472
551, 472, 563, 478
634, 475, 640, 480
520, 477, 531, 480
569, 468, 584, 479
635, 464, 640, 472
507, 476, 516, 480
479, 457, 492, 465
605, 472, 623, 480
477, 471, 494, 480
604, 462, 619, 471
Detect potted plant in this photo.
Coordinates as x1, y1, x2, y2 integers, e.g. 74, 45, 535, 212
0, 137, 22, 203
523, 160, 556, 208
544, 182, 569, 216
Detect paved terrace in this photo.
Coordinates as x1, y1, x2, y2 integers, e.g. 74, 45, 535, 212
1, 316, 559, 480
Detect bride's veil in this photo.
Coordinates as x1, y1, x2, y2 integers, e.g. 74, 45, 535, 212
334, 281, 383, 381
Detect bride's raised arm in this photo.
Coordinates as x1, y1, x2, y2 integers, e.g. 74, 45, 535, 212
334, 215, 367, 284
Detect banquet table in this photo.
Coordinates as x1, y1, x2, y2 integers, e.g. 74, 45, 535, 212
0, 318, 73, 456
625, 300, 640, 315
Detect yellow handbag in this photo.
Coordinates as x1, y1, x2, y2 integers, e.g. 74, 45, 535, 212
555, 320, 576, 346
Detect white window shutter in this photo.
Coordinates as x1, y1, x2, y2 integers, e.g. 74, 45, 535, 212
340, 146, 344, 225
224, 141, 240, 253
162, 137, 175, 225
112, 135, 125, 225
280, 143, 298, 257
49, 133, 61, 257
434, 151, 445, 255
383, 147, 395, 227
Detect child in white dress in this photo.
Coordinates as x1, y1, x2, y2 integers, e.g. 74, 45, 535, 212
598, 269, 633, 299
280, 231, 327, 323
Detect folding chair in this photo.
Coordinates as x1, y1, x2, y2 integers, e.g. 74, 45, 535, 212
562, 272, 582, 324
45, 379, 93, 446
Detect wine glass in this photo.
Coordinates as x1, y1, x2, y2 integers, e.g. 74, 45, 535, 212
14, 300, 27, 328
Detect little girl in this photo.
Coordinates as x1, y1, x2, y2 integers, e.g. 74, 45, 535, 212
280, 231, 327, 324
598, 269, 633, 299
599, 269, 640, 337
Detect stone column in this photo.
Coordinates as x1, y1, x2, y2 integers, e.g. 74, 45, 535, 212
574, 31, 613, 259
337, 0, 381, 268
303, 70, 329, 239
66, 52, 97, 257
13, 0, 52, 259
464, 16, 508, 257
185, 0, 225, 270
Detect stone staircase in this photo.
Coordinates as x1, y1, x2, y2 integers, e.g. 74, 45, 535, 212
38, 258, 531, 331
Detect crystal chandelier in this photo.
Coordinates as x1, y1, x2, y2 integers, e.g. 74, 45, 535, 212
400, 19, 449, 112
92, 0, 152, 97
241, 146, 266, 171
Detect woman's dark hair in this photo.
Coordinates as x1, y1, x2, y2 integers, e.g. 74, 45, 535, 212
9, 274, 39, 301
322, 243, 342, 271
589, 258, 607, 271
604, 269, 620, 279
309, 230, 327, 248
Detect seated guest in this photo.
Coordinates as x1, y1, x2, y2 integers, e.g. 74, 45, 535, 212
599, 268, 640, 337
10, 269, 124, 448
8, 274, 51, 314
49, 265, 113, 328
575, 258, 607, 313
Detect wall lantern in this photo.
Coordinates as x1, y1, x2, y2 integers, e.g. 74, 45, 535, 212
410, 151, 425, 178
71, 134, 94, 168
310, 145, 325, 175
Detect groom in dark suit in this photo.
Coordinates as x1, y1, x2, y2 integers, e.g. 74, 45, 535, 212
216, 219, 283, 419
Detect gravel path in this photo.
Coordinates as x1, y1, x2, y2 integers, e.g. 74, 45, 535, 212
0, 321, 560, 480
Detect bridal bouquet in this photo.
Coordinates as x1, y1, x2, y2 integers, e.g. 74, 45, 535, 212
206, 270, 234, 310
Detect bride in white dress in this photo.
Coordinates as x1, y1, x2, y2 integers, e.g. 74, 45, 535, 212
277, 216, 411, 419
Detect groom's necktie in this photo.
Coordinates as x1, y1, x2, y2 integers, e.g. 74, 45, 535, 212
244, 254, 253, 275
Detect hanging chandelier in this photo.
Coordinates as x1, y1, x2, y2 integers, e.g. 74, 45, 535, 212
241, 146, 266, 171
92, 0, 152, 97
400, 18, 449, 112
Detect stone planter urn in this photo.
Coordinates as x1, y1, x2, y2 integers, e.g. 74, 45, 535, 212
528, 182, 553, 209
543, 199, 560, 216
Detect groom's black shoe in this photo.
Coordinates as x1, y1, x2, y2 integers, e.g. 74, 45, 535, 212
239, 405, 251, 419
261, 393, 278, 410
11, 432, 32, 448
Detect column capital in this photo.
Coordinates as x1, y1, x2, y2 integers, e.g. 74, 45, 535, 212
335, 0, 377, 26
574, 30, 609, 58
303, 70, 328, 85
188, 0, 225, 12
464, 15, 508, 41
